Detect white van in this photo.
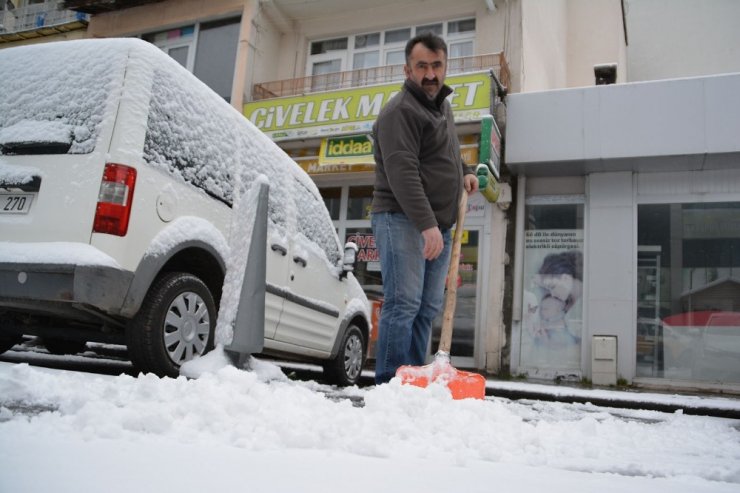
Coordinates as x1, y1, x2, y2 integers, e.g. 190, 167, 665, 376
0, 38, 370, 385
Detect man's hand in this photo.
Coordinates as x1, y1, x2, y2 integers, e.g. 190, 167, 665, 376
464, 173, 479, 194
421, 226, 444, 260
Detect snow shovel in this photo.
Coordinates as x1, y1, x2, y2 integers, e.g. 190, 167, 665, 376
395, 189, 487, 400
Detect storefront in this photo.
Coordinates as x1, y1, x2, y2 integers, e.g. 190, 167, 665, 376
506, 72, 740, 391
244, 72, 510, 370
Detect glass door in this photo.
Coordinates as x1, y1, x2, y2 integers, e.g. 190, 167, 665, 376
431, 228, 481, 367
636, 246, 663, 377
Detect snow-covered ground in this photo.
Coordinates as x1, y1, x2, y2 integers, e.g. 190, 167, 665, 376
1, 347, 739, 493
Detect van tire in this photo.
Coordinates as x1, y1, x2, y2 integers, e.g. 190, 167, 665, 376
323, 324, 365, 386
127, 272, 216, 378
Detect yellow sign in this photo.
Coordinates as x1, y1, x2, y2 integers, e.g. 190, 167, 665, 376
452, 229, 470, 245
245, 72, 492, 141
319, 135, 374, 165
297, 159, 376, 175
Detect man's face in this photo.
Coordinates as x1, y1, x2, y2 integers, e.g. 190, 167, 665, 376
404, 42, 447, 99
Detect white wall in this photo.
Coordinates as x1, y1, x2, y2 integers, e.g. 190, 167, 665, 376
585, 172, 635, 381
521, 0, 568, 92
626, 0, 740, 82
566, 0, 627, 86
520, 0, 625, 92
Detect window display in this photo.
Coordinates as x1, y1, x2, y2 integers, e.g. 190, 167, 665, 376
520, 204, 584, 370
637, 202, 740, 383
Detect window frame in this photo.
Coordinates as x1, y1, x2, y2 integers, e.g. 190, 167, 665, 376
306, 17, 476, 77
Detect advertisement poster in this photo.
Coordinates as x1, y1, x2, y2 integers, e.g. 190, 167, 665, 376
521, 229, 584, 369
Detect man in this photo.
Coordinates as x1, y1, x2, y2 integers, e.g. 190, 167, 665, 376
371, 32, 478, 385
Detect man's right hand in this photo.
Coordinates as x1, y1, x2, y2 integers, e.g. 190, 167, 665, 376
421, 226, 444, 260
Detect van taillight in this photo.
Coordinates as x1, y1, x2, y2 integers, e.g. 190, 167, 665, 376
93, 163, 136, 236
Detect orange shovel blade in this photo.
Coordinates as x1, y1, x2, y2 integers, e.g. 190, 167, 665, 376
396, 362, 486, 400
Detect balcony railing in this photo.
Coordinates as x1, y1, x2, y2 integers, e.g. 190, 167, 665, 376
252, 52, 511, 101
62, 0, 165, 15
0, 0, 88, 41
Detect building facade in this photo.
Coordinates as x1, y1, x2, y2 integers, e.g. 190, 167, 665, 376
7, 0, 737, 393
507, 72, 740, 394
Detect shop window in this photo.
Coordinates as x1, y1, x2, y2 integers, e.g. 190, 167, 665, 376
347, 186, 373, 220
322, 187, 341, 220
431, 229, 480, 358
345, 227, 382, 287
520, 203, 584, 370
636, 202, 740, 383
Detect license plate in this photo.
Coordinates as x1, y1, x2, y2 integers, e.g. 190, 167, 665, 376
0, 193, 34, 214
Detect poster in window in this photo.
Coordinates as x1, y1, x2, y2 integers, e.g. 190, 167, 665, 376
521, 230, 584, 369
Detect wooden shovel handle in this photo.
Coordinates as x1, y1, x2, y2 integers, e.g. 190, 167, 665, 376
438, 189, 468, 354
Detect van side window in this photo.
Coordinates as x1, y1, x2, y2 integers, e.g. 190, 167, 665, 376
293, 177, 342, 266
144, 68, 237, 204
143, 67, 288, 231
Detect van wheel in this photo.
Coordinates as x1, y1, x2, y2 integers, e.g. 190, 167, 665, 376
127, 272, 216, 378
323, 324, 365, 386
43, 338, 87, 355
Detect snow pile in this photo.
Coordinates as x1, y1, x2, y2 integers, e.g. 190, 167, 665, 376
0, 241, 121, 267
1, 360, 739, 493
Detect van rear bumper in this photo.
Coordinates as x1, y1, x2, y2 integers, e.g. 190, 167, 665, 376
0, 262, 134, 318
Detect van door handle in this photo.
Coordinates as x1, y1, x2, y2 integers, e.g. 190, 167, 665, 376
292, 255, 307, 268
271, 244, 287, 256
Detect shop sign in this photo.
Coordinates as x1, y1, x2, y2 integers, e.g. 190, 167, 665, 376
319, 134, 373, 166
466, 192, 487, 217
345, 232, 379, 263
478, 115, 501, 178
245, 72, 492, 142
297, 158, 375, 175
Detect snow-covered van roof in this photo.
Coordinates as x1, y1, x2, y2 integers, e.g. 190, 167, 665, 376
0, 38, 342, 266
0, 38, 130, 154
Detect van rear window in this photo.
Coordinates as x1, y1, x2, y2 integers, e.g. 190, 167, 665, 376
0, 40, 126, 155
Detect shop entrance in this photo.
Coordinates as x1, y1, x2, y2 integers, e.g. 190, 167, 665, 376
431, 228, 481, 368
318, 183, 483, 366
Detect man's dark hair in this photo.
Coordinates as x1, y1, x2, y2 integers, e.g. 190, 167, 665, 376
404, 32, 448, 64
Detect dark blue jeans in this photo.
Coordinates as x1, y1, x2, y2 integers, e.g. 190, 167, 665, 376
371, 212, 452, 384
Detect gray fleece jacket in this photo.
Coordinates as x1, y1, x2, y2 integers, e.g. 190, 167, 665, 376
371, 78, 473, 231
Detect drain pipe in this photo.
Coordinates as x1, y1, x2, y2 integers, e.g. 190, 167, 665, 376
512, 174, 526, 324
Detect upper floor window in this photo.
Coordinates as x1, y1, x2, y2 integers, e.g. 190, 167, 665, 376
306, 18, 476, 77
143, 17, 240, 102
